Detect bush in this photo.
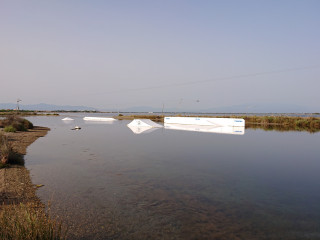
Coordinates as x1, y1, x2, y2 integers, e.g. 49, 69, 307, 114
0, 133, 23, 164
1, 116, 33, 131
4, 126, 17, 132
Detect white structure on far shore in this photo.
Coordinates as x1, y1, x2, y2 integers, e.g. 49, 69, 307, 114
83, 117, 116, 122
62, 117, 74, 121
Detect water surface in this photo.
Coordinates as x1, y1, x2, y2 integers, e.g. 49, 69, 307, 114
26, 114, 320, 239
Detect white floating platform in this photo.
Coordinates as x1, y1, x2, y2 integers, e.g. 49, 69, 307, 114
83, 117, 116, 122
164, 123, 245, 135
127, 119, 163, 128
62, 117, 74, 121
164, 117, 245, 127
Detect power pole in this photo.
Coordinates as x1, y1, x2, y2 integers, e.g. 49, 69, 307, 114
17, 99, 22, 111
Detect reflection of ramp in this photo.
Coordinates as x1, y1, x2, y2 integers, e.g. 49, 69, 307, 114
127, 119, 163, 134
164, 117, 245, 127
84, 121, 115, 125
164, 123, 245, 135
127, 125, 160, 134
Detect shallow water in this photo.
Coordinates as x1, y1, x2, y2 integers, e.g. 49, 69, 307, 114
25, 114, 320, 239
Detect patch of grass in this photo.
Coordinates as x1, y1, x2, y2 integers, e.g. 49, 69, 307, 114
0, 203, 67, 240
4, 126, 16, 132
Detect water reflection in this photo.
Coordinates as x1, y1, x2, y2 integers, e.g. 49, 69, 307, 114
164, 123, 245, 135
127, 125, 160, 134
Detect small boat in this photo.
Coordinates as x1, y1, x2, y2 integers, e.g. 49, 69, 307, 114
71, 126, 81, 130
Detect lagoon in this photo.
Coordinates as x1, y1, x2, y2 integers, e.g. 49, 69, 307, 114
25, 114, 320, 239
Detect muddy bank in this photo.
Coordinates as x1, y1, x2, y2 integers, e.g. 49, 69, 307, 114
0, 126, 49, 205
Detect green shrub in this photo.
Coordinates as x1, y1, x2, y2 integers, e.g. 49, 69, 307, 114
4, 126, 16, 132
1, 116, 33, 131
21, 118, 34, 129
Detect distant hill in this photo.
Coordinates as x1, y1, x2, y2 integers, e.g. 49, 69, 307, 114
0, 103, 97, 111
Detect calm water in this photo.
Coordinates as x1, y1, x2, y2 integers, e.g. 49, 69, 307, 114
25, 114, 320, 240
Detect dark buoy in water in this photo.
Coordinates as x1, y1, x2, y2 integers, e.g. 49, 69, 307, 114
71, 126, 81, 130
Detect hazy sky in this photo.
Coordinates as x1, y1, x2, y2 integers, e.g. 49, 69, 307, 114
1, 0, 319, 110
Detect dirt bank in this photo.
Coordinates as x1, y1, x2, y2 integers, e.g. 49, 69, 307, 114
0, 126, 50, 205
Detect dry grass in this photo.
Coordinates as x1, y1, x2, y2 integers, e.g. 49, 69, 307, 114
0, 133, 23, 165
0, 203, 67, 240
115, 114, 164, 122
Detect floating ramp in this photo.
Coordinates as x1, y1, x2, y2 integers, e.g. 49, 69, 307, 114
164, 117, 245, 127
127, 119, 163, 128
83, 117, 116, 122
62, 117, 74, 121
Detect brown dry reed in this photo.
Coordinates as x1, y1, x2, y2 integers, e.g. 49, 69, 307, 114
0, 203, 67, 240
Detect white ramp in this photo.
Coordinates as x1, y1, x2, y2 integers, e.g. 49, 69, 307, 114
127, 119, 163, 128
83, 117, 116, 122
62, 117, 74, 121
164, 117, 245, 127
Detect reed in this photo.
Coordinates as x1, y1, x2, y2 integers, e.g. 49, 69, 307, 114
0, 203, 67, 240
0, 133, 23, 165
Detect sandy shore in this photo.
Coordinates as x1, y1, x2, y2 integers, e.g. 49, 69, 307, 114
0, 126, 50, 205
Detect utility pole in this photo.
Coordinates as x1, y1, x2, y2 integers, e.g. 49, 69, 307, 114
161, 102, 164, 117
17, 99, 22, 111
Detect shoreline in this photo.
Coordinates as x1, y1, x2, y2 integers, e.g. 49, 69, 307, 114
0, 126, 50, 205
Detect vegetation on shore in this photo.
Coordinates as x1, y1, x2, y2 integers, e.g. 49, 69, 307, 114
0, 110, 59, 116
0, 116, 32, 165
0, 203, 67, 240
1, 117, 65, 239
221, 115, 320, 133
115, 114, 164, 122
0, 132, 23, 166
0, 115, 34, 133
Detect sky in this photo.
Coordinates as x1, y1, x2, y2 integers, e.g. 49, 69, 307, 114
1, 0, 319, 111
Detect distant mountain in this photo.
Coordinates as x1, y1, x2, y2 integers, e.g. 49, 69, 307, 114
0, 103, 97, 111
